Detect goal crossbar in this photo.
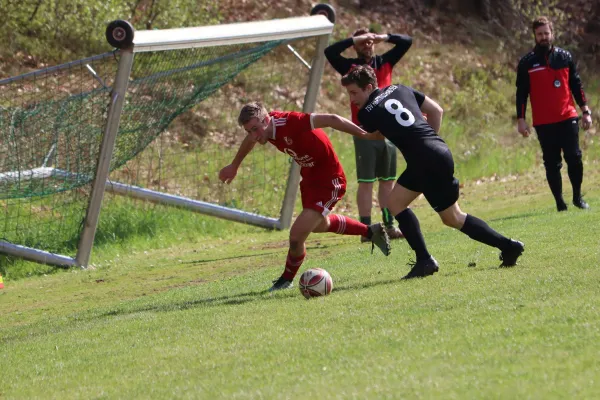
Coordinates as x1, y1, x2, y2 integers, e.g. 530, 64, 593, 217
132, 15, 334, 52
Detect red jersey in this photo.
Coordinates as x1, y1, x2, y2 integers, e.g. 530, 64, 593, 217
516, 46, 586, 126
267, 111, 345, 181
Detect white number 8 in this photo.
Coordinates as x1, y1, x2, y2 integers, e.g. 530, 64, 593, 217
384, 99, 415, 127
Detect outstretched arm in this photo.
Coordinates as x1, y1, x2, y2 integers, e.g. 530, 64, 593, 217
311, 113, 383, 140
218, 135, 256, 184
419, 96, 443, 134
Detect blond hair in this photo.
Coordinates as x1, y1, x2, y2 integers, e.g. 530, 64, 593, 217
238, 102, 268, 126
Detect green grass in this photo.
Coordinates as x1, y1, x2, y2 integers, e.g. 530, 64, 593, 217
2, 168, 600, 398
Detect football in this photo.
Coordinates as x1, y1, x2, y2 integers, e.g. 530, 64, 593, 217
299, 268, 333, 299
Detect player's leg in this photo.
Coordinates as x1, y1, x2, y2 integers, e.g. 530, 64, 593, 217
377, 141, 403, 239
438, 203, 525, 267
308, 213, 388, 256
357, 182, 374, 224
560, 118, 588, 209
306, 177, 391, 256
536, 124, 566, 211
424, 152, 524, 267
354, 137, 377, 241
269, 208, 323, 292
379, 180, 404, 238
437, 201, 521, 247
389, 182, 438, 279
388, 170, 438, 279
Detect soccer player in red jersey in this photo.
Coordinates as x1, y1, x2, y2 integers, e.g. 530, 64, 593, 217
219, 102, 391, 291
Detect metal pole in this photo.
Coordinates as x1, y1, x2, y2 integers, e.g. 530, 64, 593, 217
75, 49, 135, 268
105, 181, 281, 229
286, 44, 312, 70
0, 241, 77, 268
278, 33, 331, 230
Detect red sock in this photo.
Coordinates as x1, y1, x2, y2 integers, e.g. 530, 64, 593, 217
327, 214, 369, 236
282, 250, 306, 280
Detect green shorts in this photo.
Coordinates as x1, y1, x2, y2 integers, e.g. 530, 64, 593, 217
354, 136, 397, 183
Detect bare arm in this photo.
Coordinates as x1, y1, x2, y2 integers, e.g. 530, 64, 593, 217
311, 113, 372, 138
231, 134, 256, 168
218, 135, 256, 184
419, 96, 443, 134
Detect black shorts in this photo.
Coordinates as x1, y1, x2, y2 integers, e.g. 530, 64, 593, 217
534, 117, 582, 167
353, 136, 397, 183
397, 148, 460, 212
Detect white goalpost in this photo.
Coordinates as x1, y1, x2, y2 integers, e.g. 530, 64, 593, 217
0, 5, 336, 268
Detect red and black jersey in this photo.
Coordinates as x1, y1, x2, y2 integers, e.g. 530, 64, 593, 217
516, 45, 587, 126
267, 111, 345, 182
325, 34, 412, 124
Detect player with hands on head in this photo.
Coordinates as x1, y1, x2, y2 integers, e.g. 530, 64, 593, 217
219, 102, 391, 292
342, 65, 525, 279
516, 16, 592, 211
325, 27, 413, 242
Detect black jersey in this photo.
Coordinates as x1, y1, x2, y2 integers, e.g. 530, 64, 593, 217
357, 84, 448, 164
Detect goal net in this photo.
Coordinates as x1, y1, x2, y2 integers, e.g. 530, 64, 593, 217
0, 10, 334, 268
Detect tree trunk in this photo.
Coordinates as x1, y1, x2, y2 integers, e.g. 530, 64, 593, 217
584, 2, 600, 55
585, 2, 600, 34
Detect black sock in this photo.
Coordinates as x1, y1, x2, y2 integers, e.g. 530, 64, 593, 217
460, 214, 511, 250
359, 216, 372, 226
395, 209, 430, 261
567, 159, 584, 200
545, 167, 564, 205
381, 208, 394, 227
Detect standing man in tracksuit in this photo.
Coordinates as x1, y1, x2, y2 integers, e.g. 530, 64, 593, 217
516, 16, 593, 211
325, 28, 412, 241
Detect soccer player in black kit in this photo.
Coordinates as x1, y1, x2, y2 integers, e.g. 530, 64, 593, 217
342, 65, 525, 279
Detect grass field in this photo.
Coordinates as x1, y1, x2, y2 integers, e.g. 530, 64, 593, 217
2, 166, 599, 399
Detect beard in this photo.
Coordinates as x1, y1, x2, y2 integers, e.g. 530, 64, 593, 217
357, 49, 373, 60
536, 39, 552, 50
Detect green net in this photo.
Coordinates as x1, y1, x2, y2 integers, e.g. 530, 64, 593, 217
1, 37, 317, 257
109, 39, 315, 217
0, 53, 117, 254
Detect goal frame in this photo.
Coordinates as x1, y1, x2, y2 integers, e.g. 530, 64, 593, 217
0, 10, 334, 268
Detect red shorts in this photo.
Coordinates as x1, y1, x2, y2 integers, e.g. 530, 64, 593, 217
300, 176, 347, 216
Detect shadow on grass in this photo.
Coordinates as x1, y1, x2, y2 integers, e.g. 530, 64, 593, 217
180, 242, 343, 266
182, 251, 281, 265
181, 241, 344, 266
488, 212, 540, 222
94, 276, 406, 320
97, 264, 523, 321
